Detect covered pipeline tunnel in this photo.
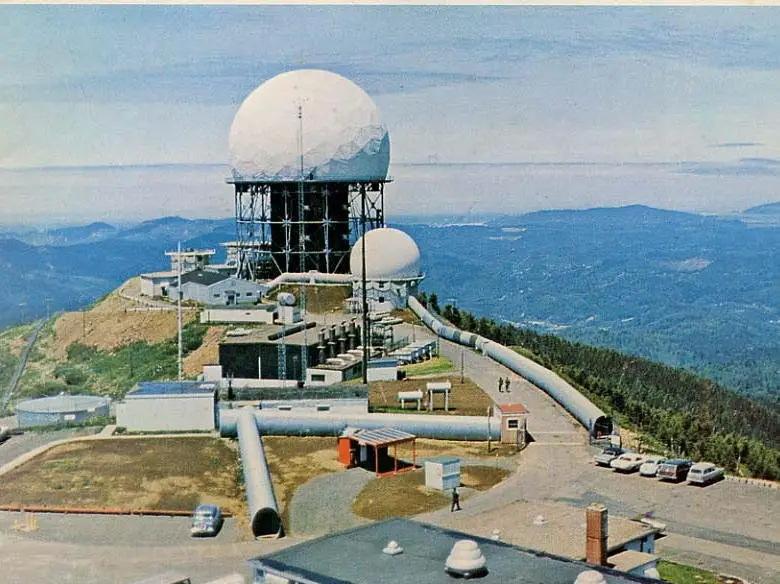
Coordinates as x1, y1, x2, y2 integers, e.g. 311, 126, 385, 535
228, 407, 500, 537
407, 296, 613, 437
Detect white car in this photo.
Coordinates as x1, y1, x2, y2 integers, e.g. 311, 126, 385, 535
687, 462, 724, 486
639, 456, 667, 477
610, 453, 645, 473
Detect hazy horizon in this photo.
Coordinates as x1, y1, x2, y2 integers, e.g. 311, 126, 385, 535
3, 6, 780, 223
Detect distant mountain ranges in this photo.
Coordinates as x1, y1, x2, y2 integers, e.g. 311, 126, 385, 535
0, 204, 777, 403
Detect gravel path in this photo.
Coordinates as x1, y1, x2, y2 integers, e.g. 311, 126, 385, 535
287, 468, 373, 536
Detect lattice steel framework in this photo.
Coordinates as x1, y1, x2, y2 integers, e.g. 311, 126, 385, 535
229, 179, 387, 280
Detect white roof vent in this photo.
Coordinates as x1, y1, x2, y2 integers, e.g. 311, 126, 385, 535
445, 539, 488, 578
533, 514, 547, 526
490, 529, 501, 541
383, 540, 403, 556
574, 570, 608, 584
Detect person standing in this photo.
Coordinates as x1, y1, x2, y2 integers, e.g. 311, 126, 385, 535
498, 377, 504, 393
451, 487, 462, 512
505, 377, 511, 393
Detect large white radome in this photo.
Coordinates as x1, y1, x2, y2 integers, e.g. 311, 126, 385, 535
350, 228, 421, 280
229, 69, 390, 181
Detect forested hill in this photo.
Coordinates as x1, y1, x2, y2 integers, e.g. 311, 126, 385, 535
418, 293, 780, 481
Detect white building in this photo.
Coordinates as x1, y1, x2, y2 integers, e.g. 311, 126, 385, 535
171, 269, 266, 305
165, 248, 216, 273
139, 271, 178, 298
200, 305, 276, 324
116, 381, 217, 432
348, 227, 424, 312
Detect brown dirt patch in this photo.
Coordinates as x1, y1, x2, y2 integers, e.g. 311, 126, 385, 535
352, 470, 449, 520
369, 374, 494, 416
0, 437, 242, 514
184, 325, 226, 376
270, 284, 352, 314
50, 279, 198, 358
459, 465, 510, 490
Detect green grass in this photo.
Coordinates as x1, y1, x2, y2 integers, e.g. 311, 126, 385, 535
20, 321, 208, 400
658, 561, 718, 584
402, 356, 454, 377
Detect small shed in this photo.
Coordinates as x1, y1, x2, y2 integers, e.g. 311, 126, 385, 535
424, 456, 461, 491
496, 402, 529, 446
337, 427, 417, 477
367, 358, 399, 382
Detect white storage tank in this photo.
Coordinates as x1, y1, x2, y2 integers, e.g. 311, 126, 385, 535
425, 456, 461, 491
15, 394, 111, 428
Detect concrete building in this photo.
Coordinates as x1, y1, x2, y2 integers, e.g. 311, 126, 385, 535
172, 269, 265, 306
165, 248, 216, 273
348, 227, 424, 312
249, 518, 657, 584
219, 323, 320, 382
200, 304, 276, 325
366, 357, 399, 382
115, 381, 217, 432
139, 271, 178, 298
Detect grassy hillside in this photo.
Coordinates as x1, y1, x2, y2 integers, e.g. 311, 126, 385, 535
420, 293, 780, 480
15, 283, 210, 400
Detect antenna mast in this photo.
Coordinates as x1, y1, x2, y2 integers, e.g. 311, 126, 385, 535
177, 240, 183, 382
297, 104, 309, 381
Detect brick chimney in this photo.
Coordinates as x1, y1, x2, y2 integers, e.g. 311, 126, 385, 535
585, 503, 608, 566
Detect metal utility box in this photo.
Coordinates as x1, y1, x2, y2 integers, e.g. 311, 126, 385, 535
425, 456, 461, 491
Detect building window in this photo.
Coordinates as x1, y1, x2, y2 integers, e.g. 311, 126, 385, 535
246, 292, 253, 296
213, 293, 221, 298
316, 404, 331, 412
278, 405, 292, 411
507, 419, 519, 429
311, 374, 326, 382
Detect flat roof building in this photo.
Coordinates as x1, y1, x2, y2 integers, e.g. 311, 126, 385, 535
116, 381, 218, 432
250, 518, 656, 584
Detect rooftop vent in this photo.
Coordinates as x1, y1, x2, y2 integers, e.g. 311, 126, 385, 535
445, 539, 488, 579
382, 540, 403, 556
574, 570, 608, 584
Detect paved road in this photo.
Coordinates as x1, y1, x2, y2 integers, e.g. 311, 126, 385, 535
0, 511, 296, 584
288, 468, 372, 536
0, 427, 102, 467
420, 340, 780, 583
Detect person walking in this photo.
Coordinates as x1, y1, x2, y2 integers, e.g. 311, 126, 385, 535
498, 377, 504, 393
504, 377, 511, 393
451, 487, 462, 512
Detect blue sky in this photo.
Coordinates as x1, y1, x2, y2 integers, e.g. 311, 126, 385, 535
1, 6, 779, 223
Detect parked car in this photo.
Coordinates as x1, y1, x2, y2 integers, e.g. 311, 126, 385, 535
657, 459, 692, 482
687, 462, 724, 486
610, 452, 646, 473
190, 504, 223, 537
594, 445, 624, 467
639, 456, 667, 477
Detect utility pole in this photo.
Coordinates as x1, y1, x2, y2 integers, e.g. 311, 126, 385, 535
297, 104, 308, 384
177, 241, 183, 382
361, 184, 369, 385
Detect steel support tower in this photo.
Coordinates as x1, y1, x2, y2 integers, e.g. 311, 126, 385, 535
229, 178, 387, 280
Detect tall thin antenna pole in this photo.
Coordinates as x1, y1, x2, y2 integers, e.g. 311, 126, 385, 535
298, 103, 308, 382
361, 185, 369, 385
177, 241, 183, 382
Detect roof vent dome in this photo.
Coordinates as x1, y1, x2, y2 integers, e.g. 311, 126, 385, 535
445, 539, 488, 579
383, 540, 404, 556
574, 570, 608, 584
229, 69, 390, 181
350, 228, 421, 280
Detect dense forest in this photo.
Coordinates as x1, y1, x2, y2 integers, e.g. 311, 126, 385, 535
418, 292, 780, 481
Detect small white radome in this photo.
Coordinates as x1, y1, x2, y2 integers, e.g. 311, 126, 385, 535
350, 228, 421, 281
229, 69, 390, 182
